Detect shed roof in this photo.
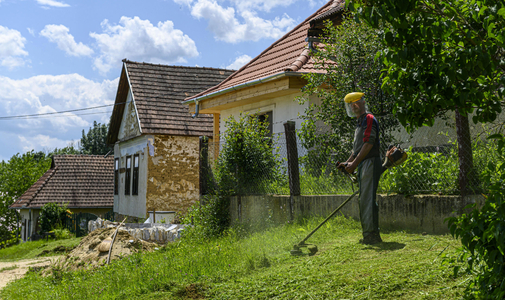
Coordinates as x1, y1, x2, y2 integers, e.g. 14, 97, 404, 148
184, 0, 344, 103
10, 155, 114, 209
107, 61, 235, 144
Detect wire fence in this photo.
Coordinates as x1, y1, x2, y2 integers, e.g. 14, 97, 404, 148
202, 115, 504, 196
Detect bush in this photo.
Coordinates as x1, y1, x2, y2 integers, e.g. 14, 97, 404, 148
215, 113, 285, 195
39, 203, 67, 233
447, 134, 505, 299
187, 113, 285, 236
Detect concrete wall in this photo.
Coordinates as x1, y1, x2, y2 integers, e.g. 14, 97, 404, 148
114, 135, 150, 218
146, 135, 200, 215
230, 194, 485, 234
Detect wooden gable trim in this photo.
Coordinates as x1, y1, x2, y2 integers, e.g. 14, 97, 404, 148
123, 63, 143, 135
188, 76, 307, 114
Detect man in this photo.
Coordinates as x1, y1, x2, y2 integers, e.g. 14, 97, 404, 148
338, 92, 382, 245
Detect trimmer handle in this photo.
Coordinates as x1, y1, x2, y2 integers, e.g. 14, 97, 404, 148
336, 161, 357, 184
336, 161, 350, 174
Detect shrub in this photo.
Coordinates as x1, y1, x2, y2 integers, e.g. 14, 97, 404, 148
186, 113, 285, 237
39, 203, 67, 233
447, 134, 505, 299
215, 112, 285, 195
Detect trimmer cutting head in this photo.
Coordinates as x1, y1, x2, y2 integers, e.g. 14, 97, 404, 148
290, 243, 318, 256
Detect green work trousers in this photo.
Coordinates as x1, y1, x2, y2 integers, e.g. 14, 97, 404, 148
357, 156, 382, 238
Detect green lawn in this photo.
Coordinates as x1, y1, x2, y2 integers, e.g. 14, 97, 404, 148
0, 237, 82, 262
0, 217, 469, 299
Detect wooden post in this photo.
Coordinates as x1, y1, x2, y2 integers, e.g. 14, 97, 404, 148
199, 136, 209, 197
284, 121, 300, 220
213, 113, 220, 160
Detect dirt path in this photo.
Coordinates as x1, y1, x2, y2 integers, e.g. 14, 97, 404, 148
0, 256, 61, 290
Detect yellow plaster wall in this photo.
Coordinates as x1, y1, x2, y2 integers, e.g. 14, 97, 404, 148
146, 135, 200, 215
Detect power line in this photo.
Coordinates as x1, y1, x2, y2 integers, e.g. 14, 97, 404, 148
9, 110, 113, 120
0, 102, 126, 120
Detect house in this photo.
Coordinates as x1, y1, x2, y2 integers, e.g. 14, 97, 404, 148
9, 155, 113, 242
183, 1, 344, 139
106, 60, 234, 221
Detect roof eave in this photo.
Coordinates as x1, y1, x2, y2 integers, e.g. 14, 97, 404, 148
183, 71, 306, 105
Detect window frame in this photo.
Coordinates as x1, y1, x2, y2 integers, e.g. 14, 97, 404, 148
114, 158, 119, 195
125, 156, 131, 195
132, 154, 139, 195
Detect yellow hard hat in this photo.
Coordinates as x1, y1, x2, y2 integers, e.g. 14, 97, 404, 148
344, 92, 364, 103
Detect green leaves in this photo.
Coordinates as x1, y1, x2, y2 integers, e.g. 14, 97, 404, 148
0, 151, 52, 247
352, 0, 505, 132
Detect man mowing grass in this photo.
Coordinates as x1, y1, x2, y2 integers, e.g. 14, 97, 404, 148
338, 92, 383, 245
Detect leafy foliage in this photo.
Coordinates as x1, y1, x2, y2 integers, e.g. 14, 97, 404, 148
38, 203, 68, 233
215, 113, 285, 195
185, 113, 285, 237
447, 134, 505, 299
349, 0, 505, 129
80, 121, 111, 155
0, 151, 52, 247
297, 15, 399, 175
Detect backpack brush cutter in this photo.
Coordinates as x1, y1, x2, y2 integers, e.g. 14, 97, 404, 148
290, 145, 408, 256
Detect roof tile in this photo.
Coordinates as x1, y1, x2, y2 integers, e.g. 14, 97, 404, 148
10, 155, 114, 209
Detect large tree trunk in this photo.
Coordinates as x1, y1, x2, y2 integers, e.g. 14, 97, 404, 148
455, 110, 479, 196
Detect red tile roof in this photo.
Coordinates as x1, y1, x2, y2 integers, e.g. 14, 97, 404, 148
10, 155, 114, 209
185, 0, 343, 102
107, 61, 235, 144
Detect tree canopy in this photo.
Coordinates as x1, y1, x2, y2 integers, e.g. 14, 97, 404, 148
81, 121, 111, 155
297, 15, 397, 169
349, 0, 505, 129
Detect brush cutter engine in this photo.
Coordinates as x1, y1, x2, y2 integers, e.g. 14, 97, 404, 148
382, 144, 408, 171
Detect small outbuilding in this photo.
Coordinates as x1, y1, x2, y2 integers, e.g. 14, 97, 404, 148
9, 155, 114, 241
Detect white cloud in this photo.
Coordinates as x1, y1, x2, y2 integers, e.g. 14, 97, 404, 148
173, 0, 194, 6
36, 0, 70, 8
0, 73, 118, 158
231, 0, 298, 12
189, 0, 295, 43
90, 16, 199, 75
27, 28, 35, 36
0, 25, 28, 69
226, 54, 251, 70
0, 74, 117, 131
19, 135, 72, 153
40, 24, 94, 57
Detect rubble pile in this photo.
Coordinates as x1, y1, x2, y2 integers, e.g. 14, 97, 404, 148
52, 227, 157, 272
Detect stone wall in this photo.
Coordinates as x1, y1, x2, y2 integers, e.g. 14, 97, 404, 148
146, 135, 200, 215
230, 194, 485, 234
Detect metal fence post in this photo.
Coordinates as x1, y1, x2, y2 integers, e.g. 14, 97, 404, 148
284, 121, 300, 220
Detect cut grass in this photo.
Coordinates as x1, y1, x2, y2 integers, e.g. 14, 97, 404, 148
0, 238, 81, 262
0, 216, 469, 299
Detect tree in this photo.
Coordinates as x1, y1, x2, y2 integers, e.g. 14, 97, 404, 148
349, 0, 505, 195
81, 121, 111, 155
297, 15, 398, 175
0, 152, 51, 246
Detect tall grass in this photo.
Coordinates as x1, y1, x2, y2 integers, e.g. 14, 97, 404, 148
1, 216, 469, 299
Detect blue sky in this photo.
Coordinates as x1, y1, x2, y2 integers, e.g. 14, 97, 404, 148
0, 0, 327, 161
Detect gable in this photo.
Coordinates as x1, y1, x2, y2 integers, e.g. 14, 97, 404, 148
118, 89, 141, 141
106, 61, 235, 145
